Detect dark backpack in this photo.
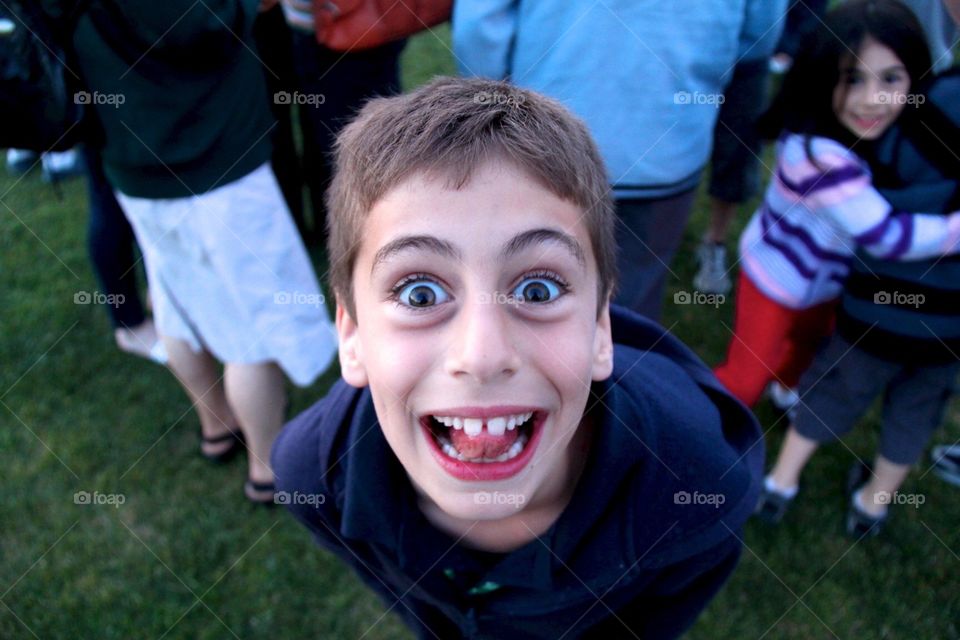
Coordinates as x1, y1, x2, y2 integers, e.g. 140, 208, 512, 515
0, 1, 88, 152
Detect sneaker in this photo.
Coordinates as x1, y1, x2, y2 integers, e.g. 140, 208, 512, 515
5, 148, 39, 176
41, 149, 83, 183
931, 445, 960, 488
694, 242, 732, 295
844, 462, 887, 538
767, 381, 800, 412
769, 53, 793, 75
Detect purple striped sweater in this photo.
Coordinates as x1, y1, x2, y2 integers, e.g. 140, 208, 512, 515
739, 133, 960, 309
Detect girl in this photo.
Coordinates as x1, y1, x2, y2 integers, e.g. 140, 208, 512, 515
714, 0, 960, 410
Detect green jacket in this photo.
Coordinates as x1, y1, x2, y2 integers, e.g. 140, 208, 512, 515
45, 0, 273, 198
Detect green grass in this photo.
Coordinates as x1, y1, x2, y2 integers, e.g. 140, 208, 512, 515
2, 26, 959, 639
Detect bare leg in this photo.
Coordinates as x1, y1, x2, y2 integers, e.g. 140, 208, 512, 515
162, 336, 240, 457
769, 426, 821, 490
224, 361, 287, 494
706, 199, 737, 244
856, 455, 911, 516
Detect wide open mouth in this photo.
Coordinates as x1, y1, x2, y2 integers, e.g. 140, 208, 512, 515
423, 411, 539, 464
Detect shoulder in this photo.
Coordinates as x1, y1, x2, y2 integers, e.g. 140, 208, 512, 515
272, 380, 360, 504
603, 343, 762, 566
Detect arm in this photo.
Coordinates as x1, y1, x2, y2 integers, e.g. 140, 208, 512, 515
812, 172, 960, 261
791, 140, 960, 261
738, 0, 787, 61
588, 536, 743, 640
451, 0, 519, 79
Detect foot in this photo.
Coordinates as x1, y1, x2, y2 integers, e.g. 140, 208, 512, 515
844, 462, 887, 537
6, 148, 39, 176
115, 319, 167, 364
931, 445, 960, 487
767, 381, 800, 412
769, 53, 793, 74
200, 426, 245, 463
40, 149, 83, 183
244, 478, 276, 506
693, 242, 732, 295
755, 475, 798, 524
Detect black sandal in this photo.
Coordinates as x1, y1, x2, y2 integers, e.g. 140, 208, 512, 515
200, 429, 245, 464
244, 479, 276, 506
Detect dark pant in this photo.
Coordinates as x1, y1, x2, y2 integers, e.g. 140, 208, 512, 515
794, 335, 960, 465
289, 31, 404, 243
253, 5, 306, 237
613, 188, 698, 322
83, 146, 145, 329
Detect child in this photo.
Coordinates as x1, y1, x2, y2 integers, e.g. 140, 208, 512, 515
755, 0, 960, 535
714, 0, 960, 410
273, 77, 764, 639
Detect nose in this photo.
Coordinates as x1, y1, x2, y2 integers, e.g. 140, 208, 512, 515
444, 293, 521, 383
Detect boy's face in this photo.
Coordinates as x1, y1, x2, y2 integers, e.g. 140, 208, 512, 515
337, 160, 614, 522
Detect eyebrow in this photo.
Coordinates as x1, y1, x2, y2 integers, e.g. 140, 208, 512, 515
499, 228, 586, 267
372, 235, 461, 274
370, 227, 587, 275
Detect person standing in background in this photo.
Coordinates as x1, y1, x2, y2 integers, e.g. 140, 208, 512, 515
452, 0, 786, 321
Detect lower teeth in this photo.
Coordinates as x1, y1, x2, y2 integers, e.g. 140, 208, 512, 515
439, 433, 529, 463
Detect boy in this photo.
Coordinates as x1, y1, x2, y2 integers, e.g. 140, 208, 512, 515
272, 77, 763, 639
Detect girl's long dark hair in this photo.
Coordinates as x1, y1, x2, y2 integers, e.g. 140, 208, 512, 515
760, 0, 932, 157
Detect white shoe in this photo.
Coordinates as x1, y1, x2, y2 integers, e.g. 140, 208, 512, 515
41, 149, 83, 182
693, 242, 732, 295
767, 381, 800, 412
6, 148, 39, 176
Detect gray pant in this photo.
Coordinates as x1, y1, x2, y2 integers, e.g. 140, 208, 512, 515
613, 188, 698, 322
794, 335, 960, 465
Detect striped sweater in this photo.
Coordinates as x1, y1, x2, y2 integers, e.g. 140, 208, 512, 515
740, 133, 960, 309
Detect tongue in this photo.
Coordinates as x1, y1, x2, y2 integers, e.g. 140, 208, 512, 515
450, 427, 519, 460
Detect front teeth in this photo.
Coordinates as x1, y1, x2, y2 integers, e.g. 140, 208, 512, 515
463, 418, 483, 437
432, 412, 533, 437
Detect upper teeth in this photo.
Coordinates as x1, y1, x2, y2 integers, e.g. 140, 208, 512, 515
433, 412, 533, 436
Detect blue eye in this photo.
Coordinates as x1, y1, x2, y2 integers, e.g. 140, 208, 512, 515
512, 277, 562, 304
396, 280, 449, 308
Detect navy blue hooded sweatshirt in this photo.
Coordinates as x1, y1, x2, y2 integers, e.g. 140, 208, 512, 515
272, 305, 763, 639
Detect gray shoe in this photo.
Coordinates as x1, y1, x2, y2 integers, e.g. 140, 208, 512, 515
931, 445, 960, 488
694, 242, 732, 295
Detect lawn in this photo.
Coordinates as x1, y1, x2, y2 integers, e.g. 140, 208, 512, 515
2, 24, 959, 640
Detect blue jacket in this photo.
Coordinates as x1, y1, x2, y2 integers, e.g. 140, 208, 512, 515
837, 70, 960, 364
272, 305, 763, 639
452, 0, 785, 199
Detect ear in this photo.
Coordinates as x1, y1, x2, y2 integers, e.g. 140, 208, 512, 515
591, 301, 614, 381
336, 302, 369, 388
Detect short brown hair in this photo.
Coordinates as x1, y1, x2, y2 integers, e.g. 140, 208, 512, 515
326, 76, 617, 318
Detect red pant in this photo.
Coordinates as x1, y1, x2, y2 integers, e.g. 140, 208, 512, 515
714, 273, 837, 407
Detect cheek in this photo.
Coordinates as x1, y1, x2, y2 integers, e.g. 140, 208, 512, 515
363, 323, 448, 401
530, 321, 599, 393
